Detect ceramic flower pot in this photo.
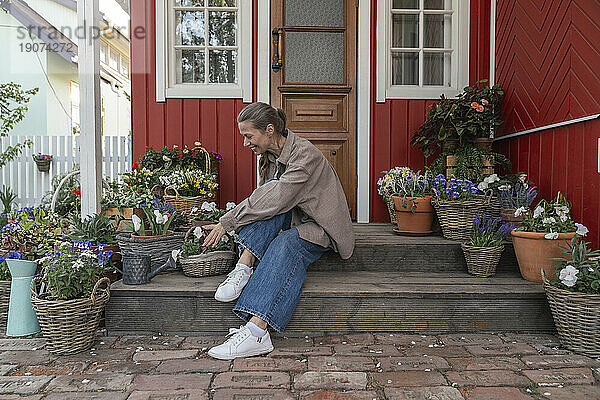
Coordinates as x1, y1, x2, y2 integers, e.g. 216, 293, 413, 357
6, 259, 40, 336
511, 230, 577, 283
501, 208, 525, 224
391, 195, 433, 236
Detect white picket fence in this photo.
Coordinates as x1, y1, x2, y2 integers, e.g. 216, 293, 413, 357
0, 135, 132, 208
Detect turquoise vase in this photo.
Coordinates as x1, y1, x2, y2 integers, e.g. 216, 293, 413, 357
6, 259, 40, 336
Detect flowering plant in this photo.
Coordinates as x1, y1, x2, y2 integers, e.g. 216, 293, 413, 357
516, 192, 586, 237
377, 168, 433, 199
159, 168, 218, 198
181, 227, 232, 257
132, 197, 177, 236
432, 174, 479, 201
32, 153, 52, 161
120, 167, 159, 204
551, 236, 600, 294
191, 201, 236, 223
139, 143, 220, 174
469, 214, 514, 247
499, 182, 537, 210
41, 170, 80, 217
1, 207, 66, 260
37, 241, 113, 300
0, 251, 24, 280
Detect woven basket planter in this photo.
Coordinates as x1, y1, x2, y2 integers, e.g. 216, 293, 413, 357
384, 195, 397, 225
461, 244, 505, 277
485, 195, 502, 219
542, 269, 600, 357
30, 277, 110, 355
0, 281, 10, 336
180, 227, 236, 277
33, 158, 51, 172
432, 196, 490, 241
164, 186, 214, 220
116, 232, 184, 270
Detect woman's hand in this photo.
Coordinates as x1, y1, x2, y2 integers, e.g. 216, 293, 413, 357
202, 223, 226, 247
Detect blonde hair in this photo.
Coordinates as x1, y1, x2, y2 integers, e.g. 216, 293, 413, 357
237, 102, 288, 184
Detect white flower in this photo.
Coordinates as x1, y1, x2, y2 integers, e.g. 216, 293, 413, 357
193, 226, 204, 239
190, 207, 199, 215
201, 202, 217, 212
559, 214, 568, 222
575, 223, 589, 236
194, 141, 202, 147
554, 205, 569, 215
162, 155, 171, 162
519, 173, 527, 183
154, 210, 167, 224
484, 174, 499, 184
514, 207, 527, 217
171, 249, 180, 261
226, 202, 236, 211
559, 265, 579, 287
132, 214, 142, 231
533, 205, 544, 218
544, 232, 559, 240
542, 217, 556, 225
477, 181, 489, 191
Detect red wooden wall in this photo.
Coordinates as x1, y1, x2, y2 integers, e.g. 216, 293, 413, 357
369, 0, 492, 222
131, 0, 257, 206
494, 0, 600, 248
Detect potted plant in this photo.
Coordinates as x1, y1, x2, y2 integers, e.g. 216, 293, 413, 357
32, 154, 52, 172
31, 241, 112, 354
498, 181, 538, 224
431, 174, 492, 241
410, 80, 504, 156
542, 236, 600, 356
378, 168, 434, 235
461, 214, 514, 277
191, 201, 236, 227
116, 197, 184, 269
376, 174, 398, 225
160, 167, 219, 220
178, 226, 236, 277
101, 179, 149, 232
511, 192, 587, 283
0, 207, 67, 336
0, 186, 16, 227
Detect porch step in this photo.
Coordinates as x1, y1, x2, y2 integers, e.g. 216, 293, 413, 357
312, 223, 519, 272
105, 270, 553, 336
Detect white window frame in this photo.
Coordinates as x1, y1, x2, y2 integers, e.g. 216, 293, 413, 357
376, 0, 469, 101
156, 0, 252, 102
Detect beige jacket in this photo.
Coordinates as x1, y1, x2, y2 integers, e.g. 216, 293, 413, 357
219, 130, 355, 259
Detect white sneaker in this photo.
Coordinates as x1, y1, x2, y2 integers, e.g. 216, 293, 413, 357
214, 265, 251, 302
207, 325, 274, 360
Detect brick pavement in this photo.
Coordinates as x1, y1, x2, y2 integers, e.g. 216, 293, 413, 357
0, 333, 598, 399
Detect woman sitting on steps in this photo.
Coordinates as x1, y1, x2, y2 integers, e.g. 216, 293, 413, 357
202, 102, 354, 360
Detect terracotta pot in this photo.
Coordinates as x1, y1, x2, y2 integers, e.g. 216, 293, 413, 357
391, 195, 434, 235
500, 208, 526, 224
474, 137, 494, 151
511, 230, 576, 283
131, 230, 174, 239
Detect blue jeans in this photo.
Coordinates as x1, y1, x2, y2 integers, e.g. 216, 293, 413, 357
233, 211, 328, 333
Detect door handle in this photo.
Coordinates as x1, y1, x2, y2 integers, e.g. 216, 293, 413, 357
272, 27, 283, 72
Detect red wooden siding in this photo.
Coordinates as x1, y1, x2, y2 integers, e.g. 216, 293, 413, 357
495, 0, 600, 248
370, 0, 491, 222
131, 0, 257, 206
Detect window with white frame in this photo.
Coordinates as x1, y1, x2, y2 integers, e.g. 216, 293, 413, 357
376, 0, 469, 100
156, 0, 252, 101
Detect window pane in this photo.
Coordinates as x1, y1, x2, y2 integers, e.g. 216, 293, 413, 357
392, 52, 418, 85
176, 49, 205, 83
392, 0, 418, 9
209, 49, 236, 83
208, 0, 235, 6
424, 0, 451, 10
100, 43, 107, 64
424, 52, 451, 86
392, 14, 419, 48
175, 11, 205, 46
175, 0, 204, 6
109, 48, 119, 70
285, 0, 344, 27
120, 57, 129, 77
209, 11, 236, 46
424, 14, 451, 48
284, 31, 344, 84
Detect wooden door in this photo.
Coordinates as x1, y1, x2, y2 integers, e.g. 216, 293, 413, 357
270, 0, 357, 218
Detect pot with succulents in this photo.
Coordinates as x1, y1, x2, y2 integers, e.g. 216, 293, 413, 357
177, 226, 236, 278
30, 242, 113, 354
542, 236, 600, 356
378, 168, 434, 235
431, 174, 491, 241
461, 214, 514, 277
160, 167, 219, 221
0, 206, 66, 336
115, 197, 184, 270
511, 192, 587, 283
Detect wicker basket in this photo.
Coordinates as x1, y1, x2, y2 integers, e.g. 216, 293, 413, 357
461, 244, 505, 277
164, 186, 214, 219
542, 269, 600, 357
179, 227, 236, 277
432, 195, 491, 241
30, 277, 110, 355
486, 195, 502, 219
116, 232, 184, 270
384, 195, 397, 225
0, 281, 10, 336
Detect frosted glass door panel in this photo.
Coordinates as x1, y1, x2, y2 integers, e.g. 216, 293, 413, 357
285, 0, 344, 27
284, 32, 344, 83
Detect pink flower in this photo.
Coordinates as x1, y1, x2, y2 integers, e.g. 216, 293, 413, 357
481, 99, 489, 105
476, 105, 485, 112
